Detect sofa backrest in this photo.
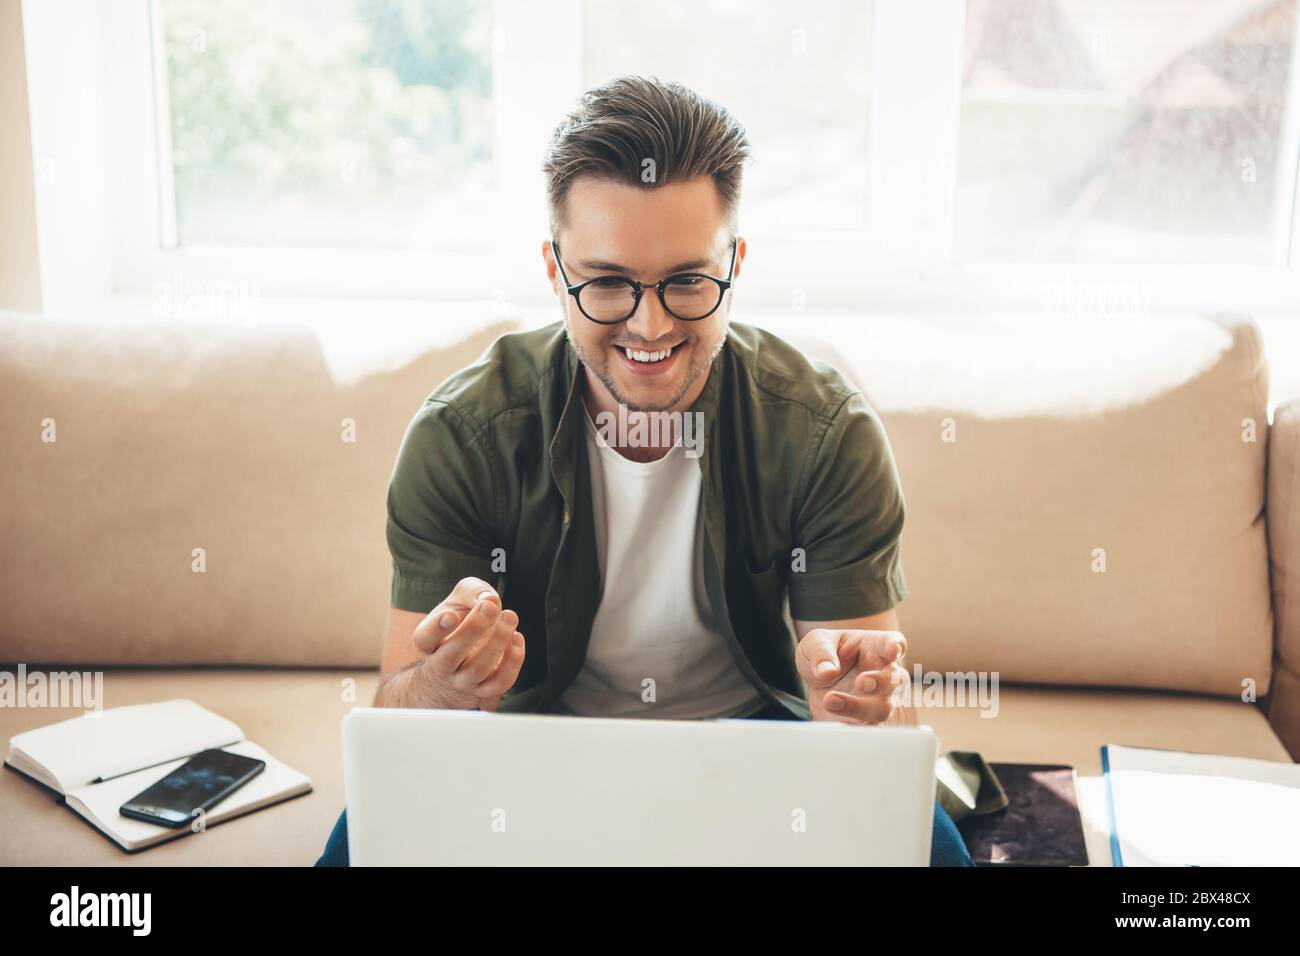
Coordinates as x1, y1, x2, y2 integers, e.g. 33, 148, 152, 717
790, 313, 1274, 700
0, 311, 1278, 703
0, 312, 518, 667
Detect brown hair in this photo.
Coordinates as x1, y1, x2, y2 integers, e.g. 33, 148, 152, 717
541, 75, 752, 237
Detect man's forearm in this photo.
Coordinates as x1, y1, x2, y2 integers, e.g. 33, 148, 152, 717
373, 663, 425, 708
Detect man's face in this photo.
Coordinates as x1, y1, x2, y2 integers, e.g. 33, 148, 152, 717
545, 176, 744, 414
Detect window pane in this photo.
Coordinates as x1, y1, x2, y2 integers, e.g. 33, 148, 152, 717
583, 0, 872, 232
957, 0, 1298, 263
159, 0, 493, 249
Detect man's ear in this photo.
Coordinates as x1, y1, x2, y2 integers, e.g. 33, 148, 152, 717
543, 240, 569, 304
541, 239, 557, 284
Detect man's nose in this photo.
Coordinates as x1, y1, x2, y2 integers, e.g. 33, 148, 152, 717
624, 290, 675, 342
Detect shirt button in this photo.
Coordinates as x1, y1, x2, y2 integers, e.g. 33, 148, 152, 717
549, 607, 560, 618
562, 509, 570, 525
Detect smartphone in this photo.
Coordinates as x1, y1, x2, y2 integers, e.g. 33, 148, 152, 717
119, 748, 266, 828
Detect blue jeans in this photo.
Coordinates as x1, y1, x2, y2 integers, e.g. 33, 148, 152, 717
316, 702, 975, 867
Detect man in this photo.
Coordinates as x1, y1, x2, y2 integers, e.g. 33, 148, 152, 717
318, 75, 971, 866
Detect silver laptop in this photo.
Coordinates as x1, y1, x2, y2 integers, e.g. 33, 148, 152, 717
342, 707, 938, 866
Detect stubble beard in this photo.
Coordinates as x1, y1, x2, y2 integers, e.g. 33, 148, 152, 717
566, 320, 730, 414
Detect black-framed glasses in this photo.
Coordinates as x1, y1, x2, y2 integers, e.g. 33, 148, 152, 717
551, 237, 738, 325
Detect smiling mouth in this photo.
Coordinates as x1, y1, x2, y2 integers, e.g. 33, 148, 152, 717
615, 341, 686, 365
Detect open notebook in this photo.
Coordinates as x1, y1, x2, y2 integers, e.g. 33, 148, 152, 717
1102, 744, 1300, 866
5, 699, 312, 851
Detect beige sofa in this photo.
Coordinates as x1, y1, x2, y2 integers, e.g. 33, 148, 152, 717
1, 309, 1295, 866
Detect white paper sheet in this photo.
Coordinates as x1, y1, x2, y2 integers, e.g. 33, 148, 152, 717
1104, 744, 1300, 866
7, 699, 243, 791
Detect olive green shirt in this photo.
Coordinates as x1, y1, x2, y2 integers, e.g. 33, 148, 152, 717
386, 321, 907, 720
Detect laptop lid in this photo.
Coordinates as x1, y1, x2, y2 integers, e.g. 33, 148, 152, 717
342, 707, 938, 866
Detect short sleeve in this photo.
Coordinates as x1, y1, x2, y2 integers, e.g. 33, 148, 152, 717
787, 391, 908, 621
386, 399, 501, 613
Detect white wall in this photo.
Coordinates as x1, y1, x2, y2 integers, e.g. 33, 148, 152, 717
0, 0, 41, 312
20, 0, 112, 316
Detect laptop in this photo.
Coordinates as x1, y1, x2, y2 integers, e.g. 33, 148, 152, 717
342, 707, 938, 866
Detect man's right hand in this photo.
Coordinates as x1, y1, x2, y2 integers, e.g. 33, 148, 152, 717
403, 577, 527, 711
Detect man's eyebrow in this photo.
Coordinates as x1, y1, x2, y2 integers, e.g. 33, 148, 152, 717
574, 254, 714, 276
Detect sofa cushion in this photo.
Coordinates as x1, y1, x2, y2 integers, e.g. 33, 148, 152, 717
787, 314, 1273, 699
0, 670, 1287, 865
0, 312, 518, 667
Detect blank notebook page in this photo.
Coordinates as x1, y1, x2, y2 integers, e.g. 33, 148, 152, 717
1105, 744, 1300, 866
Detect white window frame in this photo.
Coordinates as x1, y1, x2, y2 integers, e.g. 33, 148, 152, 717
22, 0, 1300, 316
93, 0, 584, 303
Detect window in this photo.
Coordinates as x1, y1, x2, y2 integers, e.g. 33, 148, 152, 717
957, 0, 1300, 265
584, 0, 873, 232
157, 0, 494, 250
21, 0, 1300, 311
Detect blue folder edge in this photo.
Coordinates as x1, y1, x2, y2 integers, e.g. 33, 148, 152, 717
1100, 744, 1124, 867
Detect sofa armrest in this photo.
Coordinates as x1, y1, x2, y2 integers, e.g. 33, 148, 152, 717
1268, 399, 1300, 759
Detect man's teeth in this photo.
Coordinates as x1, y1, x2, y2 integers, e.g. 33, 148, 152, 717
624, 346, 674, 363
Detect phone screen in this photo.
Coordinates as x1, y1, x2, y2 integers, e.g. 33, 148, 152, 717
119, 749, 266, 828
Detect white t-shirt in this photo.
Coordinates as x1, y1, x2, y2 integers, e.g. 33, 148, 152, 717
550, 408, 769, 720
